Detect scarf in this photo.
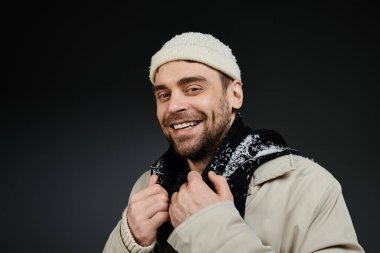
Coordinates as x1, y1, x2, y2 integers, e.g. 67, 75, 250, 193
151, 113, 299, 251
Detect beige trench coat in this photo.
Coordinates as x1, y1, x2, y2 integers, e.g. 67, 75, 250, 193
103, 154, 364, 253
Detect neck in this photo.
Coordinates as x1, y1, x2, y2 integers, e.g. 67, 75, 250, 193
187, 156, 213, 173
186, 112, 238, 173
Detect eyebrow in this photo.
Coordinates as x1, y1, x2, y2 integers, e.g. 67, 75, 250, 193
177, 76, 208, 86
153, 75, 208, 94
152, 84, 168, 94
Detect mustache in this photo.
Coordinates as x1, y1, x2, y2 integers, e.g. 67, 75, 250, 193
163, 111, 207, 127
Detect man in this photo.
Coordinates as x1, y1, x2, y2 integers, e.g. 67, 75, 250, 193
103, 32, 364, 252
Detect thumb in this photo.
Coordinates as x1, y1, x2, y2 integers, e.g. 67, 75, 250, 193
148, 174, 158, 187
208, 171, 233, 201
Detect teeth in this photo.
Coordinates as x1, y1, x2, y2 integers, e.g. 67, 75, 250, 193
173, 121, 198, 130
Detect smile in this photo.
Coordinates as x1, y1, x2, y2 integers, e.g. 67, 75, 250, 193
171, 121, 201, 130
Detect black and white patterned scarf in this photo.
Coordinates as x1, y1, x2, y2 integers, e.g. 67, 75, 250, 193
151, 113, 299, 251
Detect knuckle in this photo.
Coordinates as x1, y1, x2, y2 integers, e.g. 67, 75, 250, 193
159, 192, 169, 201
151, 184, 161, 192
129, 194, 137, 203
158, 200, 168, 210
128, 201, 137, 210
189, 180, 201, 190
179, 185, 185, 192
160, 188, 169, 197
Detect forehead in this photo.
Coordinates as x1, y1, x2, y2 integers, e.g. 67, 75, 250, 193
154, 61, 220, 85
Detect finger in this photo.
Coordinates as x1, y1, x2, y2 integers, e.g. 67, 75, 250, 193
130, 184, 168, 204
148, 174, 158, 186
187, 170, 202, 183
150, 211, 170, 230
208, 171, 233, 200
171, 191, 178, 203
129, 193, 169, 219
168, 203, 178, 228
179, 182, 188, 192
145, 199, 170, 219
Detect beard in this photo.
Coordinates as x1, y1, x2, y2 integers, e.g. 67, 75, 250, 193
161, 96, 232, 162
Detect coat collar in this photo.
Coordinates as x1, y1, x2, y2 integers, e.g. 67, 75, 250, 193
252, 154, 296, 186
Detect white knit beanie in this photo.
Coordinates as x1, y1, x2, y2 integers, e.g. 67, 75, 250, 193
149, 32, 241, 84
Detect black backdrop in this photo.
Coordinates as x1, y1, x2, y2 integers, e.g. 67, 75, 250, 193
1, 1, 378, 252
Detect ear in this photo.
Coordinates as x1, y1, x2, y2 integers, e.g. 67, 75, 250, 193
227, 80, 243, 110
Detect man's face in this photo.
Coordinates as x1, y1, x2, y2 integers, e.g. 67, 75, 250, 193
153, 61, 236, 161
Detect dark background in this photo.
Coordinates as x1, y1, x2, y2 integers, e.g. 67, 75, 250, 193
1, 1, 378, 252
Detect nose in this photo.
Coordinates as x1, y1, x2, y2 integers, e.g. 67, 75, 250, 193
167, 90, 188, 113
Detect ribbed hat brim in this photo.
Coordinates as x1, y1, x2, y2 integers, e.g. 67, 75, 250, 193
149, 37, 241, 84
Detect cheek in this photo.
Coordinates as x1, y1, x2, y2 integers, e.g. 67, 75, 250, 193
194, 96, 213, 110
156, 109, 164, 125
197, 99, 219, 116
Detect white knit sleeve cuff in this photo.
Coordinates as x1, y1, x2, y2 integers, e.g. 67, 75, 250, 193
120, 208, 156, 253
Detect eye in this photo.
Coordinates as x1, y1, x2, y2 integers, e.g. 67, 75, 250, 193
186, 85, 202, 95
156, 91, 170, 101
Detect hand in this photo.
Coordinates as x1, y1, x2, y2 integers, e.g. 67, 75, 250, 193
127, 175, 170, 246
169, 171, 233, 228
